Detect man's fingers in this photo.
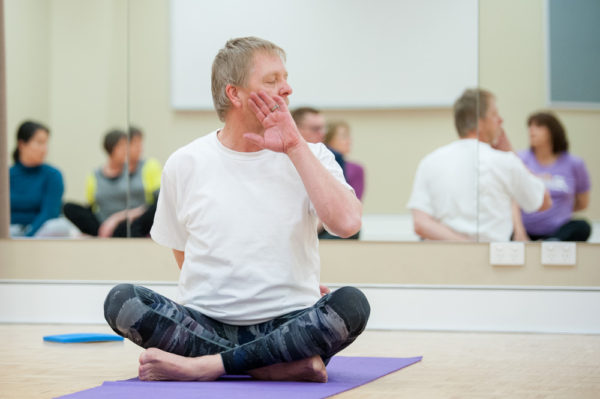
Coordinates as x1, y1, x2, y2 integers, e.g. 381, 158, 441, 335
319, 284, 331, 297
257, 91, 279, 112
248, 97, 266, 121
250, 91, 287, 117
251, 92, 272, 116
273, 95, 287, 112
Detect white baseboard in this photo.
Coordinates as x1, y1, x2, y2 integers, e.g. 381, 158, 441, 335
1, 280, 599, 334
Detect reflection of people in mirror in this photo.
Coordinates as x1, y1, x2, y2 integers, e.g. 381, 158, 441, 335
292, 107, 346, 179
10, 121, 75, 237
292, 108, 360, 239
63, 128, 161, 237
321, 121, 364, 240
407, 88, 552, 241
292, 106, 350, 178
325, 121, 365, 201
292, 107, 327, 143
103, 37, 369, 383
515, 112, 591, 241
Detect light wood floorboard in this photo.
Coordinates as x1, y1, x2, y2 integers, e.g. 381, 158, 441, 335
0, 324, 598, 398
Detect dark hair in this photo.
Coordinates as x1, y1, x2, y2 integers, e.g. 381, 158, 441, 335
291, 107, 320, 126
128, 125, 143, 140
103, 129, 127, 155
527, 112, 569, 154
13, 120, 50, 163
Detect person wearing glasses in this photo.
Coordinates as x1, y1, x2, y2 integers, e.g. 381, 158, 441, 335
292, 107, 346, 176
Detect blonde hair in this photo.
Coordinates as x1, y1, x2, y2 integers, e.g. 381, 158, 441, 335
211, 37, 286, 122
453, 88, 494, 137
324, 121, 349, 146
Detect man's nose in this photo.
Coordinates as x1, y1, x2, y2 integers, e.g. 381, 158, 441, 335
280, 81, 293, 97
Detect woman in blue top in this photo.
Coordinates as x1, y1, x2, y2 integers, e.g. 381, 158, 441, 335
9, 121, 66, 237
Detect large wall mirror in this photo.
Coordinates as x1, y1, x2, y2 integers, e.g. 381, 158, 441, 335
477, 0, 599, 244
3, 0, 598, 244
128, 0, 480, 242
5, 0, 128, 238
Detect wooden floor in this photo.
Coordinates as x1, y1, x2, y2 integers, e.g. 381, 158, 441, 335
1, 324, 599, 398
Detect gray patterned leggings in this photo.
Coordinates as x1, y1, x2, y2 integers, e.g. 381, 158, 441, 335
103, 284, 370, 374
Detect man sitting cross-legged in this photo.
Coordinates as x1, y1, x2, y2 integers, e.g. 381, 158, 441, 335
103, 36, 369, 383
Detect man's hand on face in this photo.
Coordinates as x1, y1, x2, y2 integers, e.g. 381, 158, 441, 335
243, 91, 305, 155
492, 128, 513, 152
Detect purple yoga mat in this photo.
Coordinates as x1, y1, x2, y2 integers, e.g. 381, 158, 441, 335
56, 356, 422, 399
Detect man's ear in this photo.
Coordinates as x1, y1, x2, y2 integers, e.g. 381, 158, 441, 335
225, 84, 242, 108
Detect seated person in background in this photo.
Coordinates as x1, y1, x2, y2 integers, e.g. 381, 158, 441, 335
407, 88, 552, 241
291, 108, 356, 239
63, 129, 161, 237
324, 121, 365, 201
10, 121, 73, 237
516, 112, 591, 241
292, 107, 346, 175
104, 36, 368, 383
126, 126, 162, 235
323, 121, 364, 240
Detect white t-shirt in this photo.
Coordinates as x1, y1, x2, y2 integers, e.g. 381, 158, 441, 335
407, 139, 545, 241
151, 130, 351, 325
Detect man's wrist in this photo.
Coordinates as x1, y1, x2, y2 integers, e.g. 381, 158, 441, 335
285, 137, 308, 158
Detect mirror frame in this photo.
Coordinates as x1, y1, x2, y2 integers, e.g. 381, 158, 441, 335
0, 0, 9, 239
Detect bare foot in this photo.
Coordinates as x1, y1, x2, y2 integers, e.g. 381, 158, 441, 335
248, 355, 328, 383
138, 348, 225, 381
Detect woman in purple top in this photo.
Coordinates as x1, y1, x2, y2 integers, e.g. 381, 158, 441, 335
324, 121, 365, 200
322, 121, 364, 240
518, 112, 591, 241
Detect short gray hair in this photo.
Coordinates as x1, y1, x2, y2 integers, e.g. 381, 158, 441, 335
211, 37, 286, 122
453, 88, 494, 137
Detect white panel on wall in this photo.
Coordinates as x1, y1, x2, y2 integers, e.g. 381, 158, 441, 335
3, 281, 599, 334
170, 0, 479, 110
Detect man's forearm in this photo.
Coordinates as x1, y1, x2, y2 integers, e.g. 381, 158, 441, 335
420, 223, 471, 241
412, 210, 471, 241
287, 142, 361, 238
511, 201, 530, 241
243, 91, 360, 238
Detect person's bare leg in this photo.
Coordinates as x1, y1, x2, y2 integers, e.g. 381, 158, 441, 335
248, 355, 328, 383
138, 348, 225, 381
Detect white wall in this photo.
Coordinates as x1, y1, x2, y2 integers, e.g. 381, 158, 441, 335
2, 281, 599, 334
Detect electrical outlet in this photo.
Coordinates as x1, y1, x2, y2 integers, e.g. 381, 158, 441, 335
489, 242, 525, 265
541, 242, 576, 265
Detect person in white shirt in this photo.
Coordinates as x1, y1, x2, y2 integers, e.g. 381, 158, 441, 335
407, 88, 552, 241
103, 37, 369, 383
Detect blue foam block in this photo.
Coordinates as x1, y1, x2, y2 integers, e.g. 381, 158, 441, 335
43, 333, 124, 343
